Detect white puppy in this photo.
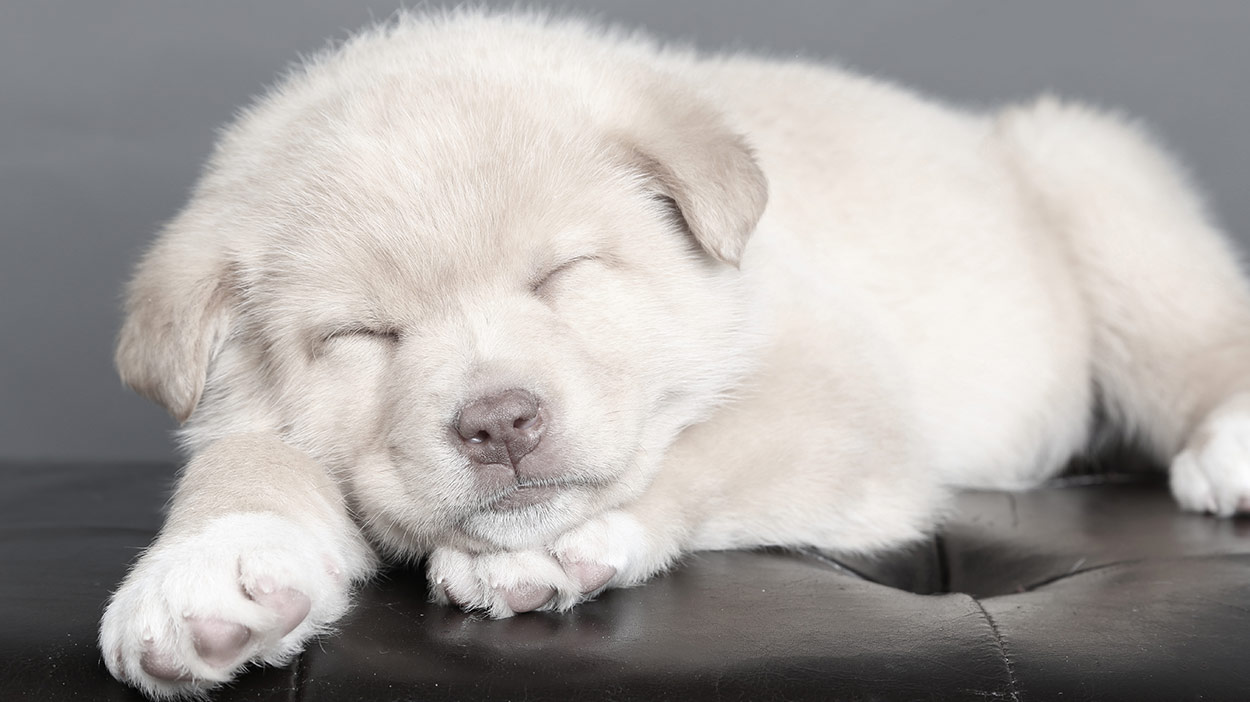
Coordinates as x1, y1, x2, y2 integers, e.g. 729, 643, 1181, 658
101, 9, 1250, 700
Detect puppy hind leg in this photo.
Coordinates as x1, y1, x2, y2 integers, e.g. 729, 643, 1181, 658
997, 97, 1250, 513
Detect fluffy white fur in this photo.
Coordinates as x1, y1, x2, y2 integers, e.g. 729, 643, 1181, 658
102, 9, 1250, 699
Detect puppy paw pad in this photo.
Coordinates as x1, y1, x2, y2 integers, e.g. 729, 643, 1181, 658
190, 618, 252, 667
248, 584, 312, 636
139, 647, 190, 682
494, 583, 555, 613
562, 561, 616, 593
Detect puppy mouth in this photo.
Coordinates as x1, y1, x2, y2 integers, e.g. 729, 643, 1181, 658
483, 478, 587, 512
488, 485, 562, 511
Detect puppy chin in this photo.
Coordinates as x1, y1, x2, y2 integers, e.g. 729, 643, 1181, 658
458, 487, 596, 549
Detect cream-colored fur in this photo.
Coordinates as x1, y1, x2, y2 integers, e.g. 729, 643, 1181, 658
101, 10, 1250, 699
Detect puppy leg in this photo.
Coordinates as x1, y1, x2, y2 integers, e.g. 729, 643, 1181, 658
998, 98, 1250, 513
99, 434, 376, 700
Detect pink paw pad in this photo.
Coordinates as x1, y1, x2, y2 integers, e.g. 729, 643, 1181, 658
247, 580, 312, 637
189, 618, 252, 667
139, 645, 190, 681
495, 583, 555, 613
563, 561, 616, 594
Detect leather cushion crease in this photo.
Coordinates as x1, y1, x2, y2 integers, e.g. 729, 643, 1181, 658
4, 459, 1249, 701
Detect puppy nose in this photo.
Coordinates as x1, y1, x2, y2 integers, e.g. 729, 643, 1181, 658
455, 389, 544, 467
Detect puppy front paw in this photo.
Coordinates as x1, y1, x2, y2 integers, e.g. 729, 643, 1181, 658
427, 548, 581, 618
428, 510, 655, 618
100, 513, 363, 700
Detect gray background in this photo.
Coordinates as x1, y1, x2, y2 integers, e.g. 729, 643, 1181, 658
4, 1, 1249, 463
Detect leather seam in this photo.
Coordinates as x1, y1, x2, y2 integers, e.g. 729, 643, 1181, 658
290, 644, 309, 702
970, 596, 1021, 701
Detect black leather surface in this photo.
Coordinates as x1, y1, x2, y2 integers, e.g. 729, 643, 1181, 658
3, 460, 1248, 701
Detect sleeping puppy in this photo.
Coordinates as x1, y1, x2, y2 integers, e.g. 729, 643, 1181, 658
100, 9, 1250, 699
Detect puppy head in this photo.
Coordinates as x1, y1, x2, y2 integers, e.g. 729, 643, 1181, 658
116, 13, 768, 551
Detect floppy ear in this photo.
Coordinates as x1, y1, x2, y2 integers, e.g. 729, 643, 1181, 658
622, 86, 768, 266
115, 225, 234, 423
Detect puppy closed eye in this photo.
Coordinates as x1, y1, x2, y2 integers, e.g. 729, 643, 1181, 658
321, 326, 403, 345
530, 256, 598, 293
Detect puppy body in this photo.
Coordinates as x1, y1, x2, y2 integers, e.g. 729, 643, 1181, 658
102, 11, 1250, 699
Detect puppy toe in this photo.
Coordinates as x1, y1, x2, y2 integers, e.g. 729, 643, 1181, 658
1170, 450, 1215, 513
1173, 408, 1250, 517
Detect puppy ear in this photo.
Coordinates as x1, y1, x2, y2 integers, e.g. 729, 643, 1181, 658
115, 226, 233, 423
623, 88, 768, 266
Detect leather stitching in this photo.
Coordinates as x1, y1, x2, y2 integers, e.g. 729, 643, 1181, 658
970, 596, 1022, 701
